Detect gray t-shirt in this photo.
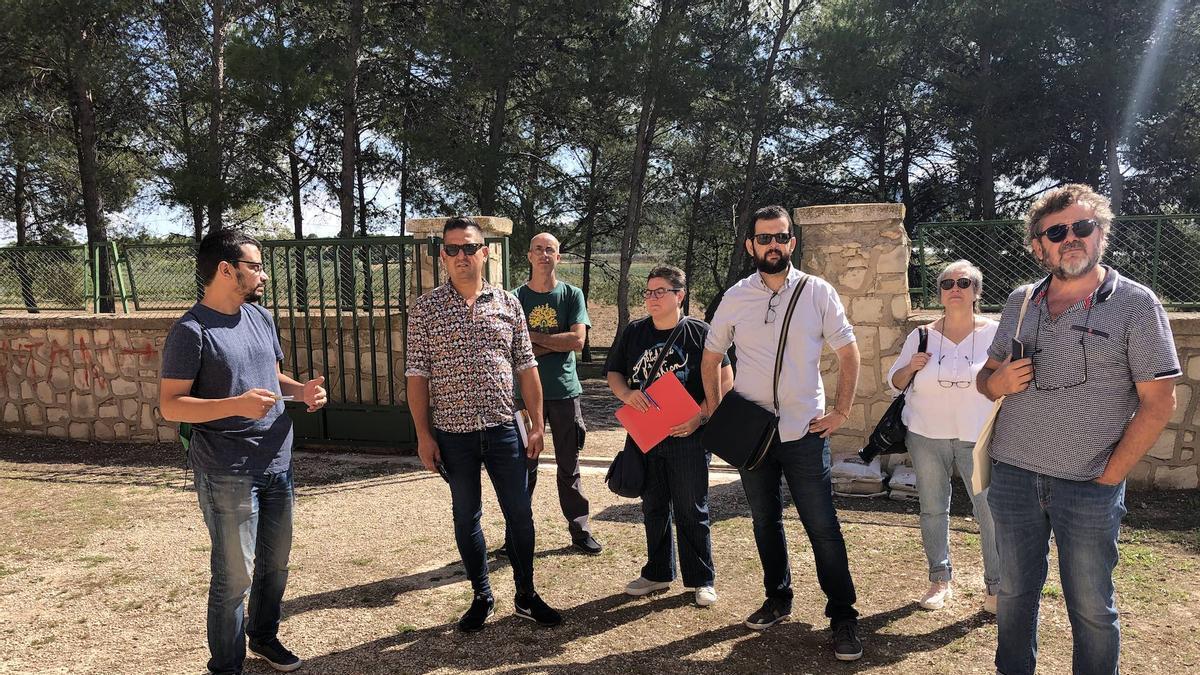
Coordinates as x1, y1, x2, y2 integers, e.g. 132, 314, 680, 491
987, 266, 1181, 480
161, 302, 293, 475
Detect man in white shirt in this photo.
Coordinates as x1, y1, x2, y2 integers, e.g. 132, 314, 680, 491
701, 205, 863, 662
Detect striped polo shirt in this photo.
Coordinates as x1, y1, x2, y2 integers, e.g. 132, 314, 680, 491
987, 266, 1181, 481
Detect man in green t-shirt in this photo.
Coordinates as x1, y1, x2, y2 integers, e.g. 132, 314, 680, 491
513, 232, 601, 555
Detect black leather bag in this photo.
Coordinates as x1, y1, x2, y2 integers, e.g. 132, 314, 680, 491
606, 319, 688, 497
702, 275, 809, 471
605, 436, 647, 498
859, 327, 928, 463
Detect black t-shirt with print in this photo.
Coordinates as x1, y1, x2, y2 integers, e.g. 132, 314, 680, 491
604, 316, 729, 404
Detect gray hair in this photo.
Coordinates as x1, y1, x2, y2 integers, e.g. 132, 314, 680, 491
936, 259, 983, 301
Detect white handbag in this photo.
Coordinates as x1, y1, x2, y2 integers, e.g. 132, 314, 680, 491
971, 284, 1036, 494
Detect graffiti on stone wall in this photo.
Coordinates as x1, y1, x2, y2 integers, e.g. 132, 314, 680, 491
0, 338, 158, 391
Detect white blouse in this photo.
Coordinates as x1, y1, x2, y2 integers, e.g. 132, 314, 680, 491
887, 319, 998, 442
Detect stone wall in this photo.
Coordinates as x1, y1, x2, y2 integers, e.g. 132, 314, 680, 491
0, 315, 176, 442
797, 204, 911, 461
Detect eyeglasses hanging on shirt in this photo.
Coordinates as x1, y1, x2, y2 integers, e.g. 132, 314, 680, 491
1029, 297, 1095, 391
935, 327, 976, 388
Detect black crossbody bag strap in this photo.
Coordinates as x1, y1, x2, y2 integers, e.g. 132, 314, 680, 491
901, 326, 929, 395
641, 317, 688, 392
771, 275, 809, 414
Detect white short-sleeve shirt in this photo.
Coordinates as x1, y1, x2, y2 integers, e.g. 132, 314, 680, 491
887, 320, 998, 442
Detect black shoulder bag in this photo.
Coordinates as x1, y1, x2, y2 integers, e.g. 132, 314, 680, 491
701, 275, 809, 471
858, 326, 928, 463
606, 318, 689, 498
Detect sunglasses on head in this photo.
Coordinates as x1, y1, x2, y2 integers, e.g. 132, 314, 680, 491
939, 278, 973, 291
1035, 219, 1097, 244
751, 232, 792, 245
443, 243, 485, 257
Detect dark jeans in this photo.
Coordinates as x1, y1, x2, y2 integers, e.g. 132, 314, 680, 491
988, 460, 1126, 675
437, 422, 536, 597
738, 432, 858, 625
518, 397, 591, 539
194, 468, 294, 675
640, 433, 715, 588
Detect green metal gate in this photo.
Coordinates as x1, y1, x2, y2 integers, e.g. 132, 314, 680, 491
259, 235, 511, 449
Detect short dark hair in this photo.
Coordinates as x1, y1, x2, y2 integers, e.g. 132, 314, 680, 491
647, 264, 686, 289
443, 216, 483, 237
749, 205, 792, 237
196, 229, 261, 285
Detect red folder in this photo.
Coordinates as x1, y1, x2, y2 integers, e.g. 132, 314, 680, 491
615, 373, 702, 453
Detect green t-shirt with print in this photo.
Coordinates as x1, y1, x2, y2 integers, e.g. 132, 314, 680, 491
513, 281, 590, 400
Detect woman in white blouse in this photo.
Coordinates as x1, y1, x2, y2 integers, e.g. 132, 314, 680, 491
888, 259, 999, 614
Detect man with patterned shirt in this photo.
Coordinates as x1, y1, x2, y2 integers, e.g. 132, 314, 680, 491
405, 217, 563, 632
978, 184, 1180, 675
512, 232, 601, 556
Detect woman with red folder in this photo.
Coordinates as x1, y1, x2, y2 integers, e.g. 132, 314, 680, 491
604, 265, 733, 608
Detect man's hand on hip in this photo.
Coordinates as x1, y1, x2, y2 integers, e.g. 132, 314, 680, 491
809, 409, 849, 438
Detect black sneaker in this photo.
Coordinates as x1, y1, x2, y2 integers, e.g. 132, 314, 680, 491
832, 621, 863, 661
744, 597, 792, 630
248, 638, 302, 672
493, 544, 508, 558
457, 593, 495, 632
514, 592, 563, 627
572, 535, 603, 556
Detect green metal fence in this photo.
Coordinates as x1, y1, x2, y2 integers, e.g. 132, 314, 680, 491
910, 215, 1200, 311
0, 245, 90, 311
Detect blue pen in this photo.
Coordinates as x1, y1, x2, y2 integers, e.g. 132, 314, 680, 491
642, 389, 662, 410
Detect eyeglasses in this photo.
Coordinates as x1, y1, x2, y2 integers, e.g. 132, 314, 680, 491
1030, 300, 1091, 391
1035, 219, 1097, 244
443, 243, 485, 257
751, 232, 792, 245
232, 259, 266, 275
642, 287, 682, 300
935, 328, 976, 387
939, 278, 973, 291
765, 290, 782, 324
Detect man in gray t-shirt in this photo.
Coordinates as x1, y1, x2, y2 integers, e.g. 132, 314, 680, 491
977, 184, 1180, 675
160, 229, 327, 675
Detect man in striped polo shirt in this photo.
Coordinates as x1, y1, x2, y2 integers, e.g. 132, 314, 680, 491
977, 184, 1181, 675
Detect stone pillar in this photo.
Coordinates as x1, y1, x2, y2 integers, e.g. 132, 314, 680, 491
406, 216, 513, 298
795, 203, 909, 460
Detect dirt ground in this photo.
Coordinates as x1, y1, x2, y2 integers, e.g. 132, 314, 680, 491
0, 427, 1197, 675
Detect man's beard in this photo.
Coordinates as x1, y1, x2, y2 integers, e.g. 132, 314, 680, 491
237, 271, 263, 302
753, 249, 789, 274
1045, 242, 1101, 280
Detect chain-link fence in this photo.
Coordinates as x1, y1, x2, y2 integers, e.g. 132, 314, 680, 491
0, 245, 89, 311
911, 215, 1200, 311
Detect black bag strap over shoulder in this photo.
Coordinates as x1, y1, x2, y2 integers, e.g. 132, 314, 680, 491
771, 275, 809, 414
903, 326, 929, 395
641, 317, 688, 392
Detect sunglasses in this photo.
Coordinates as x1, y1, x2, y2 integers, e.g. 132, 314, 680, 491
443, 243, 485, 257
751, 233, 792, 245
642, 287, 682, 300
1035, 219, 1097, 244
939, 278, 974, 291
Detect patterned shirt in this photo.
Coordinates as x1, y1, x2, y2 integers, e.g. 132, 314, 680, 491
405, 281, 537, 433
987, 266, 1181, 480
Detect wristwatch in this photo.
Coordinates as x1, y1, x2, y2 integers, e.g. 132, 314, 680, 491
699, 414, 710, 425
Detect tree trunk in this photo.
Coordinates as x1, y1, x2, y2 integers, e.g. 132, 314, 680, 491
899, 106, 915, 233
67, 27, 112, 312
337, 0, 363, 308
13, 153, 38, 312
682, 137, 712, 316
478, 1, 520, 216
616, 0, 682, 337
289, 133, 308, 309
580, 143, 600, 363
716, 0, 800, 312
206, 0, 227, 232
975, 41, 996, 220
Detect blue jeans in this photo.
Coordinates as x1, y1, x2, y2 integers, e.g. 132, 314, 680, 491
640, 434, 715, 588
907, 432, 1000, 593
738, 432, 858, 624
987, 460, 1126, 675
194, 469, 294, 675
437, 423, 536, 597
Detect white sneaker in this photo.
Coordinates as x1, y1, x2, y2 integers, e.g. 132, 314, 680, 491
984, 591, 997, 615
695, 586, 718, 607
919, 581, 953, 610
625, 576, 671, 596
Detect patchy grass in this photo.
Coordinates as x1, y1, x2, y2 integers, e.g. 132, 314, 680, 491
0, 436, 1197, 674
